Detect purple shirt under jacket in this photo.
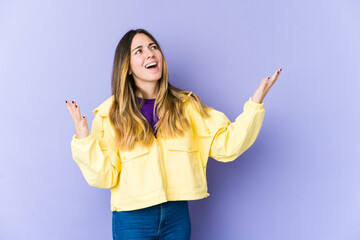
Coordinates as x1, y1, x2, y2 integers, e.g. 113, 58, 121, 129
137, 97, 158, 137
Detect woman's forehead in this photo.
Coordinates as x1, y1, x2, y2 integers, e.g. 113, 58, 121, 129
131, 33, 154, 48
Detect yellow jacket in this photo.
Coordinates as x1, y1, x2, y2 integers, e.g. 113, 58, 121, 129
71, 93, 265, 212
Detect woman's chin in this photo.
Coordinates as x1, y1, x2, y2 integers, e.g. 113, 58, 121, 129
147, 74, 162, 82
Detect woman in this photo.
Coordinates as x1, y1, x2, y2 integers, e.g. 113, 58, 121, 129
66, 29, 282, 240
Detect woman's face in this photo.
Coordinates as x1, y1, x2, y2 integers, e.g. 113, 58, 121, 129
129, 33, 163, 85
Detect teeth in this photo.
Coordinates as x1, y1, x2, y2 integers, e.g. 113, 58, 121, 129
145, 62, 157, 69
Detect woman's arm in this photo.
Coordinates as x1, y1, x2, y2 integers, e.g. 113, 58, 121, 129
71, 113, 121, 188
66, 100, 121, 189
207, 98, 265, 162
193, 68, 281, 162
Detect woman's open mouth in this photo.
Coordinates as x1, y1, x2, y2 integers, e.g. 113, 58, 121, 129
145, 62, 159, 71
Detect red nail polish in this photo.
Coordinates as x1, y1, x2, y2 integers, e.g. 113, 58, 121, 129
267, 77, 270, 79
72, 101, 74, 104
65, 100, 68, 103
83, 115, 85, 118
75, 105, 78, 108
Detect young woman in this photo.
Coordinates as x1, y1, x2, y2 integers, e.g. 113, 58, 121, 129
66, 29, 282, 240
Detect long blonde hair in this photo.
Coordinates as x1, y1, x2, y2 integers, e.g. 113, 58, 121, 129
109, 29, 210, 151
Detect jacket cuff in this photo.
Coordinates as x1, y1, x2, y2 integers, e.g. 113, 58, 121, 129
248, 97, 264, 110
71, 134, 93, 145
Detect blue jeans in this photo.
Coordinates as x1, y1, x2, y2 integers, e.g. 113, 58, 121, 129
112, 201, 191, 240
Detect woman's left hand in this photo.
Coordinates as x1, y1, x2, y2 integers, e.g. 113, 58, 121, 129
252, 67, 282, 103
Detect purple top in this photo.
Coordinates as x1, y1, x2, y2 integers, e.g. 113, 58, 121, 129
137, 97, 158, 137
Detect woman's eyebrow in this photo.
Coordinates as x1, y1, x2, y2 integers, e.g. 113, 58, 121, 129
131, 45, 142, 52
131, 43, 156, 52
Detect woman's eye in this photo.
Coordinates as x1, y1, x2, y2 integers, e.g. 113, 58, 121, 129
135, 49, 141, 55
151, 45, 157, 50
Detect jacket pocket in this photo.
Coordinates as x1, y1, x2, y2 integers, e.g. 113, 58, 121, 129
117, 144, 159, 200
166, 137, 198, 152
120, 146, 150, 163
165, 137, 206, 189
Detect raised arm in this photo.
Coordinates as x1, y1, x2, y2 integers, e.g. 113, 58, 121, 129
192, 68, 282, 162
208, 98, 265, 162
66, 100, 121, 189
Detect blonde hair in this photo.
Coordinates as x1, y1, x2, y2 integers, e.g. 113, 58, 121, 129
109, 29, 210, 151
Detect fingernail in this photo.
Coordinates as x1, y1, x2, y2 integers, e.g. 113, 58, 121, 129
83, 115, 85, 118
75, 105, 78, 108
72, 100, 74, 104
280, 68, 282, 71
65, 100, 68, 103
267, 77, 270, 79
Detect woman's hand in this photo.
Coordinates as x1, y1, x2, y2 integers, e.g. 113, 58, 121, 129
65, 100, 89, 139
252, 67, 282, 103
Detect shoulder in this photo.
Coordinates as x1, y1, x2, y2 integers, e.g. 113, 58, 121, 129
181, 91, 217, 117
179, 91, 193, 103
92, 95, 114, 117
181, 92, 225, 124
181, 92, 198, 113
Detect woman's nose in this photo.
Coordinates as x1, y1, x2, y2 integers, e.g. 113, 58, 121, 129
146, 49, 154, 58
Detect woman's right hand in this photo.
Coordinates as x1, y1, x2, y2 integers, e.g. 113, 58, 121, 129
65, 100, 89, 139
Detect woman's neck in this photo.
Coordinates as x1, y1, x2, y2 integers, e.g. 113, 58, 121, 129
135, 82, 159, 99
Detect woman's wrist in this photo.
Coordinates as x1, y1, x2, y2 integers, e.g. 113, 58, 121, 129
251, 96, 263, 104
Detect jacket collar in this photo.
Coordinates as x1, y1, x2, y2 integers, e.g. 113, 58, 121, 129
92, 95, 114, 117
92, 92, 193, 117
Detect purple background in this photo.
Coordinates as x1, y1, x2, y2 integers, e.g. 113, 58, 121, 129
1, 0, 359, 239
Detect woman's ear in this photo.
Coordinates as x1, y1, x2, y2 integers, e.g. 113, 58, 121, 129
128, 69, 132, 75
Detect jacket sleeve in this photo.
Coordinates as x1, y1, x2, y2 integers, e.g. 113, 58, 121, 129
70, 113, 121, 189
194, 97, 265, 163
